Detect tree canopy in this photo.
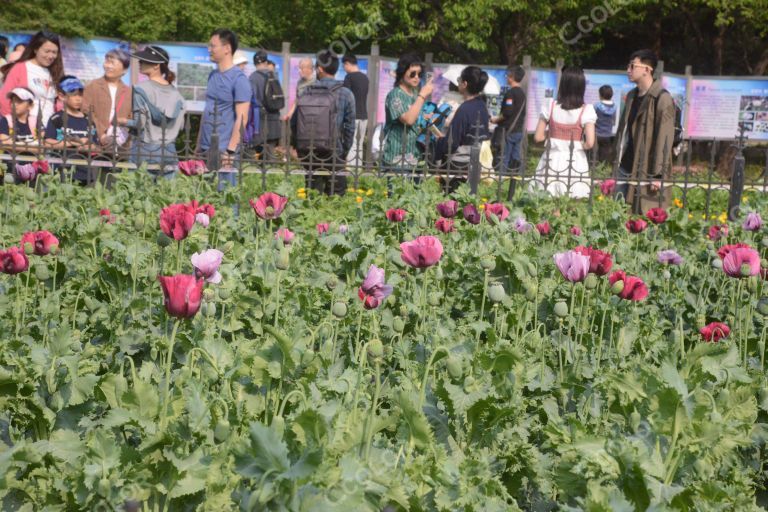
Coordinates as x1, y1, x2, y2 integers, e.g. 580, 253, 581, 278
1, 0, 766, 75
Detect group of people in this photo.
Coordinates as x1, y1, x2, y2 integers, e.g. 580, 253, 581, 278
0, 29, 675, 212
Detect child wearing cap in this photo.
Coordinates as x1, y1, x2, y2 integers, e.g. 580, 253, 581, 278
44, 75, 97, 183
0, 87, 36, 145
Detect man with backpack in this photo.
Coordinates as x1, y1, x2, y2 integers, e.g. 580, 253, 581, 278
291, 50, 355, 196
614, 49, 676, 214
249, 50, 284, 158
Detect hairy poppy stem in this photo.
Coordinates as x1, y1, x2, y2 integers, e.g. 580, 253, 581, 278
160, 319, 181, 431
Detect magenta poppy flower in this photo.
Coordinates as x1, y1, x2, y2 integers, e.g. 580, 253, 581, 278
722, 246, 761, 278
178, 159, 207, 176
700, 322, 730, 342
625, 218, 648, 233
0, 246, 29, 274
386, 208, 407, 222
599, 179, 616, 196
743, 212, 762, 232
570, 226, 582, 236
317, 223, 330, 235
157, 274, 204, 319
646, 208, 668, 224
485, 203, 509, 222
436, 200, 459, 218
463, 204, 481, 225
275, 227, 295, 245
15, 163, 37, 182
708, 224, 728, 241
435, 217, 455, 233
358, 264, 393, 309
249, 192, 288, 220
191, 249, 223, 284
400, 235, 443, 269
20, 231, 59, 256
553, 250, 590, 282
536, 222, 551, 236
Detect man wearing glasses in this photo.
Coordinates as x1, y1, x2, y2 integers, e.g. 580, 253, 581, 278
614, 49, 675, 214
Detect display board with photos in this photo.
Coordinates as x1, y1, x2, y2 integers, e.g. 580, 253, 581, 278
687, 77, 768, 141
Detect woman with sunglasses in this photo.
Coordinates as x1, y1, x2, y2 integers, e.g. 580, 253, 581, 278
380, 53, 433, 170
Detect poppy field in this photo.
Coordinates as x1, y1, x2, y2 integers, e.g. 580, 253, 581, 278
1, 168, 768, 511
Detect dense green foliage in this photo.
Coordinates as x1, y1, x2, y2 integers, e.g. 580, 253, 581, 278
0, 169, 767, 509
2, 1, 768, 74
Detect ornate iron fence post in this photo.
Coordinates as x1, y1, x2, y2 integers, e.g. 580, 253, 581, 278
727, 124, 747, 221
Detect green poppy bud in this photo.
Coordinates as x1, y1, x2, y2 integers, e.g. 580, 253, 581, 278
367, 339, 384, 362
740, 263, 753, 277
301, 349, 315, 366
393, 317, 405, 333
584, 274, 598, 290
218, 287, 232, 300
204, 302, 217, 317
488, 283, 506, 303
662, 270, 671, 280
271, 415, 285, 437
214, 419, 230, 442
757, 297, 768, 316
276, 248, 290, 270
711, 259, 722, 270
525, 284, 537, 301
428, 292, 442, 306
35, 265, 50, 281
554, 301, 569, 318
325, 275, 338, 291
446, 357, 463, 380
3, 173, 15, 184
98, 477, 111, 497
480, 256, 496, 271
133, 217, 145, 231
222, 241, 235, 254
527, 262, 537, 277
332, 301, 347, 318
610, 280, 625, 295
203, 288, 215, 301
156, 232, 172, 248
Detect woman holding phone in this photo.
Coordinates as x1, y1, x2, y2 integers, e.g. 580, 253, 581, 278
380, 53, 434, 169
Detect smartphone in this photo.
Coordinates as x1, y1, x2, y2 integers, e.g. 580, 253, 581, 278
425, 71, 434, 82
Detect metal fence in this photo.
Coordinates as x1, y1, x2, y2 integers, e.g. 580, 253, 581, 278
1, 104, 766, 220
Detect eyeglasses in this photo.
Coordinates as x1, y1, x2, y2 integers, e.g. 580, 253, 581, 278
627, 63, 651, 71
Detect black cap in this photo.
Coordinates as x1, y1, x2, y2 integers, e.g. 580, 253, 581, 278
132, 45, 169, 64
253, 50, 268, 65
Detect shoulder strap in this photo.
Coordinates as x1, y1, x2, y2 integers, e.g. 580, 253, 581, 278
548, 99, 555, 121
576, 105, 586, 125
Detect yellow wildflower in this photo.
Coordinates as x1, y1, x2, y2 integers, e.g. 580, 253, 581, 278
718, 212, 727, 223
597, 195, 604, 202
673, 198, 683, 208
479, 204, 486, 210
356, 196, 363, 204
481, 197, 489, 203
297, 188, 305, 193
742, 196, 748, 203
356, 188, 365, 194
688, 214, 693, 219
701, 214, 707, 219
366, 189, 374, 196
709, 215, 717, 220
347, 187, 355, 193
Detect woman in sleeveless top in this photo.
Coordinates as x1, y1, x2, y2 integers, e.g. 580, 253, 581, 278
531, 66, 596, 198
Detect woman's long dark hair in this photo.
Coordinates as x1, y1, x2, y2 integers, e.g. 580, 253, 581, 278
160, 63, 176, 85
0, 31, 64, 83
460, 66, 488, 96
556, 66, 586, 111
394, 53, 422, 86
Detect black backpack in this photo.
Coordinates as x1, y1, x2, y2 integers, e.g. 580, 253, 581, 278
295, 83, 342, 152
262, 71, 285, 113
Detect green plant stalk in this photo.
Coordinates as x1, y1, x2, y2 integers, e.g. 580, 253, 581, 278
663, 402, 682, 484
349, 339, 370, 425
159, 319, 181, 430
418, 346, 449, 408
557, 318, 565, 384
175, 240, 183, 274
273, 269, 282, 327
363, 360, 382, 461
277, 389, 308, 418
759, 325, 767, 373
18, 265, 32, 335
476, 270, 490, 343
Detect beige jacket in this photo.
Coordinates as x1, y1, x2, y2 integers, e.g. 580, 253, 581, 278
614, 79, 676, 214
82, 77, 132, 147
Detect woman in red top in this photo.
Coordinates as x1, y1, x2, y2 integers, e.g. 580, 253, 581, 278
0, 31, 64, 133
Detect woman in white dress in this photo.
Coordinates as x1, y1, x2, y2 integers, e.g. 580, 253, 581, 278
531, 66, 596, 198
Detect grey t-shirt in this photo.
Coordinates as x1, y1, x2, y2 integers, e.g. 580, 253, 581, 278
133, 80, 186, 144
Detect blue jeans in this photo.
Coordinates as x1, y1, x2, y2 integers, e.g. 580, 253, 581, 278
131, 141, 177, 180
502, 131, 523, 173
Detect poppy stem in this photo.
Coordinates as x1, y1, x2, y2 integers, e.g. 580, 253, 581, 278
420, 267, 430, 333
160, 319, 181, 431
418, 346, 449, 409
273, 269, 282, 328
363, 360, 382, 462
476, 270, 490, 343
176, 240, 183, 274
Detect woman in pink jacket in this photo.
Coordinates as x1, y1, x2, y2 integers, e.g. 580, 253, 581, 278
0, 31, 64, 134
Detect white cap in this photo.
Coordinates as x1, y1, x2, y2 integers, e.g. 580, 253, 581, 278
8, 87, 34, 102
233, 50, 248, 66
